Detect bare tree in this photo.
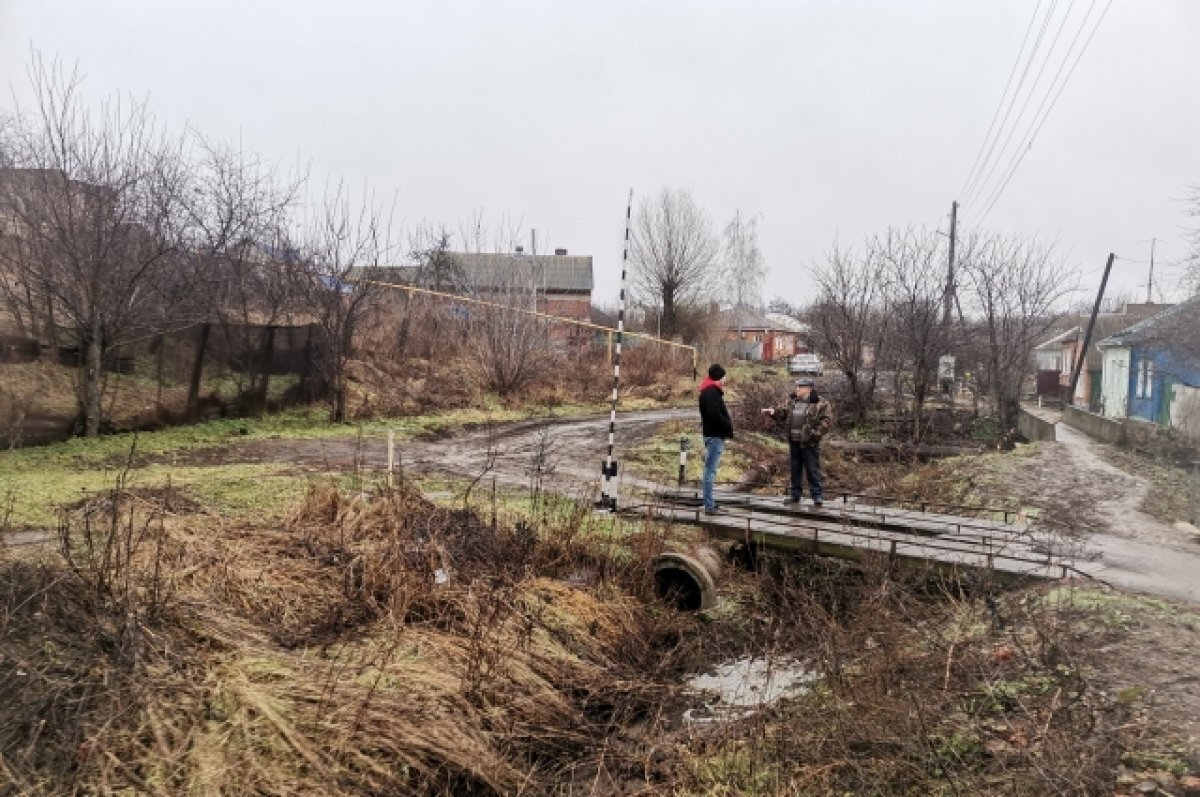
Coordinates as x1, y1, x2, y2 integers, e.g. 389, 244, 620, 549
469, 261, 551, 395
805, 242, 890, 421
297, 182, 394, 422
0, 59, 186, 436
397, 223, 464, 358
630, 187, 718, 339
875, 227, 950, 440
959, 233, 1077, 428
722, 210, 766, 310
1183, 184, 1200, 295
175, 137, 305, 414
457, 219, 551, 396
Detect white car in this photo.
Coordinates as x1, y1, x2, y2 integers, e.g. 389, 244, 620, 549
788, 353, 823, 376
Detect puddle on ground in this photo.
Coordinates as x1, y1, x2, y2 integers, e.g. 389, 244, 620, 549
682, 656, 819, 725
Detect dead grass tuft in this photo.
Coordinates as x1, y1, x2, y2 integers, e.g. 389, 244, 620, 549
0, 478, 685, 795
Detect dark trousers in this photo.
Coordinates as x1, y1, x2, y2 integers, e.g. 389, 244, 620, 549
789, 441, 823, 502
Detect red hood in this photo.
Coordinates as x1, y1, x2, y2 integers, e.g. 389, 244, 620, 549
697, 377, 722, 393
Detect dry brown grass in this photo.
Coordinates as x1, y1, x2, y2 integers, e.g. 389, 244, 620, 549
1, 474, 1190, 796
0, 482, 683, 796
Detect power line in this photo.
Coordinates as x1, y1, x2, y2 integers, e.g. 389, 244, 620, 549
973, 3, 1097, 223
973, 0, 1112, 226
965, 0, 1080, 210
957, 0, 1044, 201
972, 0, 1099, 220
961, 0, 1060, 208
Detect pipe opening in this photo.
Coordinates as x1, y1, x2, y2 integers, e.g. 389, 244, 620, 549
655, 567, 704, 612
653, 548, 721, 612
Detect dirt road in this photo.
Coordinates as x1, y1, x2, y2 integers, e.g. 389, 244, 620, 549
1049, 423, 1200, 603
196, 407, 696, 501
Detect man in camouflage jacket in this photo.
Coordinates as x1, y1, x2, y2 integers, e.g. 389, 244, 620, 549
761, 378, 834, 507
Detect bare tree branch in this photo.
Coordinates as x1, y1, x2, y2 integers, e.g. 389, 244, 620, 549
630, 187, 718, 339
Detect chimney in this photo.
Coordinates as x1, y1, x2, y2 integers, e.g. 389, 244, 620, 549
554, 248, 568, 256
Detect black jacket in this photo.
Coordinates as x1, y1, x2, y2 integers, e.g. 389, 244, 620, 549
699, 384, 734, 439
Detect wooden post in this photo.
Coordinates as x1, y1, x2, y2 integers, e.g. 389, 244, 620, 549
1191, 460, 1199, 527
387, 430, 396, 489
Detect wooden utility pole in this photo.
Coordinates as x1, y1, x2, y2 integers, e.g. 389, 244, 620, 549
943, 200, 958, 327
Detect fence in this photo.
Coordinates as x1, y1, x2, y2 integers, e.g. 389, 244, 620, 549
0, 321, 320, 442
1062, 404, 1126, 445
1017, 407, 1057, 443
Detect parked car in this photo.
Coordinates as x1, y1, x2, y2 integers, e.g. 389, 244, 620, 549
788, 353, 823, 376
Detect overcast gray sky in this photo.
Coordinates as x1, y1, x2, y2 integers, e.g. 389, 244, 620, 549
2, 0, 1198, 307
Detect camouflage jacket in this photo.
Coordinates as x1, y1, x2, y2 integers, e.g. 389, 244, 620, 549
771, 395, 834, 445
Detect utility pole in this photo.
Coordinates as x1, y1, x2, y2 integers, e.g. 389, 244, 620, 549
1067, 253, 1114, 406
530, 228, 538, 313
1147, 237, 1156, 303
943, 200, 958, 328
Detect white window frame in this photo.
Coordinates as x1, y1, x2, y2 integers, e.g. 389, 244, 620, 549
1136, 358, 1154, 400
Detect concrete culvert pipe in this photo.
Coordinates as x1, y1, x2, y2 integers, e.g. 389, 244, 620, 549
654, 546, 722, 612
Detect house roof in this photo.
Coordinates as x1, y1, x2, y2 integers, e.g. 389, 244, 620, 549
1098, 294, 1200, 349
765, 312, 809, 334
1034, 304, 1169, 368
1034, 326, 1079, 351
370, 252, 593, 294
717, 307, 776, 331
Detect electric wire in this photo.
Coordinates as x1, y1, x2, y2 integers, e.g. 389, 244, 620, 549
965, 0, 1080, 209
957, 0, 1044, 201
973, 0, 1113, 226
972, 0, 1100, 220
961, 0, 1060, 207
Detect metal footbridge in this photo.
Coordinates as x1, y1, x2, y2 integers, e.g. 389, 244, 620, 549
625, 486, 1087, 608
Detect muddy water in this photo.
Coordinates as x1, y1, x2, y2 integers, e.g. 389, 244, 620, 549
682, 656, 819, 724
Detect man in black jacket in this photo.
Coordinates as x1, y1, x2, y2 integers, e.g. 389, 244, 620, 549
698, 363, 733, 514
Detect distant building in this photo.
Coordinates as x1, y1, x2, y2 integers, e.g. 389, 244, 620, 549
372, 248, 593, 323
717, 307, 804, 362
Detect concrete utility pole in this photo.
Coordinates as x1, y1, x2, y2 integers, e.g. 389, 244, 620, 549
1135, 237, 1158, 303
1067, 253, 1114, 406
943, 200, 958, 328
1148, 237, 1156, 303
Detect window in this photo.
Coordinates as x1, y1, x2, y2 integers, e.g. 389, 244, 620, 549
1136, 358, 1154, 400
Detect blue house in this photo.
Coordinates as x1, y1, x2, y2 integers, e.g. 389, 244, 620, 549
1097, 295, 1200, 431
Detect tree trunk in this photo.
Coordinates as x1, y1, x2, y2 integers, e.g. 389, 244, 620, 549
396, 289, 414, 359
257, 325, 276, 416
331, 323, 353, 423
845, 370, 863, 422
46, 297, 59, 354
187, 323, 211, 420
661, 288, 677, 340
155, 332, 166, 415
84, 314, 103, 437
299, 324, 314, 399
